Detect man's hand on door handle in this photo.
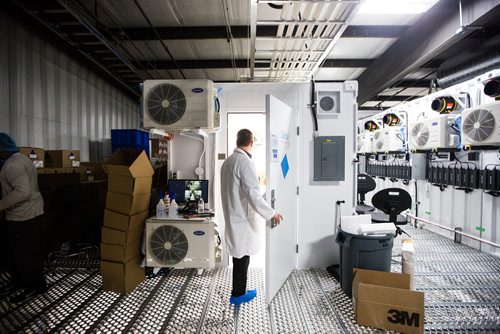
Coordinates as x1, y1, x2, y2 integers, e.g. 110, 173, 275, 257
272, 213, 283, 225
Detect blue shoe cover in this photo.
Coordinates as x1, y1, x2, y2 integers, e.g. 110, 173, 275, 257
230, 289, 257, 305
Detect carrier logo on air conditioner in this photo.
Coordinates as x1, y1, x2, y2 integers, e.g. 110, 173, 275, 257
193, 231, 206, 236
192, 88, 204, 93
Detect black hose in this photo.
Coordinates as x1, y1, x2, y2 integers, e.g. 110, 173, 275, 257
310, 80, 318, 132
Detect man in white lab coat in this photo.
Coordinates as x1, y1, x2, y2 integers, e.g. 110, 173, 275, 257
221, 129, 282, 305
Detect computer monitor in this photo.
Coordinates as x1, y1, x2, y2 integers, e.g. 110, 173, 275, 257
168, 179, 209, 204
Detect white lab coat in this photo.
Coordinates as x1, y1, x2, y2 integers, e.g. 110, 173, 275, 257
221, 148, 275, 258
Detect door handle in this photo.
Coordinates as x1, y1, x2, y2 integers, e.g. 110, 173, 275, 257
271, 189, 278, 228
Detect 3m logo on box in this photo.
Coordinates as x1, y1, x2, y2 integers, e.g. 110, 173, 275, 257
387, 309, 420, 327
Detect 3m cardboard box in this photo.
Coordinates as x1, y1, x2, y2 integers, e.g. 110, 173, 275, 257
106, 192, 150, 216
101, 226, 143, 246
45, 150, 81, 168
19, 147, 45, 168
101, 256, 145, 294
103, 148, 154, 178
101, 240, 141, 262
108, 174, 152, 195
104, 210, 149, 231
353, 269, 424, 334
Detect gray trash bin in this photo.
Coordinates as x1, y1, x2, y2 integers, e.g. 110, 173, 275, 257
335, 229, 395, 297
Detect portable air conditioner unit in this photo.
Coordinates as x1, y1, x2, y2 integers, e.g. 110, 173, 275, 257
145, 218, 216, 268
461, 102, 500, 146
316, 91, 340, 117
373, 127, 406, 152
410, 114, 460, 150
143, 79, 220, 131
357, 132, 374, 154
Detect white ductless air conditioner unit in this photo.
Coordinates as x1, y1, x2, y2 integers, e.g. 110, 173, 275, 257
357, 132, 374, 154
461, 102, 500, 146
145, 218, 215, 269
143, 79, 220, 131
410, 114, 461, 151
373, 126, 406, 153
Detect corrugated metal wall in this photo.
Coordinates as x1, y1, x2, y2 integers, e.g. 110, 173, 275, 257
0, 11, 141, 161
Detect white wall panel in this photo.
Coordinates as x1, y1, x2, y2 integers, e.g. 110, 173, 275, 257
0, 12, 140, 161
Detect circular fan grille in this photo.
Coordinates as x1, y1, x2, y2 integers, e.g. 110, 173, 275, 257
149, 225, 188, 266
411, 123, 429, 147
462, 108, 495, 142
319, 96, 335, 111
146, 84, 187, 125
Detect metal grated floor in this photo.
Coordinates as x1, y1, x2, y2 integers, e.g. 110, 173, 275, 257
0, 225, 499, 333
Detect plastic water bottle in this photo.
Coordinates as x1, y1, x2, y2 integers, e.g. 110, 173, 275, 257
156, 198, 167, 219
198, 197, 205, 213
168, 192, 178, 218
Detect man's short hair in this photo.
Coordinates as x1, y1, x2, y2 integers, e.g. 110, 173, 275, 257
236, 129, 253, 147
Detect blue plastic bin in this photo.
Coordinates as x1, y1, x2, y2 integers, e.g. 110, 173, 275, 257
111, 129, 150, 157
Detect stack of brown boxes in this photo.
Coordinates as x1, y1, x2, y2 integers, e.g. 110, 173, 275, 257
45, 149, 81, 174
101, 149, 154, 294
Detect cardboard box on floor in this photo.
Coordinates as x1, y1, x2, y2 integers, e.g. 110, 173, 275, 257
352, 269, 424, 334
80, 161, 108, 182
101, 256, 145, 294
104, 210, 149, 231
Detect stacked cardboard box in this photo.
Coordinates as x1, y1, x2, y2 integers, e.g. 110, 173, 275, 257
101, 149, 154, 294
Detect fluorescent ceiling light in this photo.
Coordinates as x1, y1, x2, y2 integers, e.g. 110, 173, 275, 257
358, 0, 439, 14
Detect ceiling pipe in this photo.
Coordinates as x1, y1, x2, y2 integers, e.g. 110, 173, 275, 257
437, 38, 500, 88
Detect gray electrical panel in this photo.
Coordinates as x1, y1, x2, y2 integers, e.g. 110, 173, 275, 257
314, 136, 345, 181
411, 153, 427, 180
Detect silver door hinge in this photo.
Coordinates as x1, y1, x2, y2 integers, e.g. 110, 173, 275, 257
297, 126, 300, 135
296, 186, 299, 195
296, 244, 299, 253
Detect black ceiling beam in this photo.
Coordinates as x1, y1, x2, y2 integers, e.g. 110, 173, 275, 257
321, 59, 373, 68
359, 106, 389, 111
136, 59, 258, 69
114, 24, 410, 40
372, 95, 420, 102
116, 26, 250, 40
391, 80, 432, 88
356, 0, 500, 105
341, 25, 409, 38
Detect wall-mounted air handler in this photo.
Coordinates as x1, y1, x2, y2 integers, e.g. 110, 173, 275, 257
373, 127, 406, 153
143, 79, 220, 131
409, 114, 461, 151
357, 132, 374, 154
461, 102, 500, 146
